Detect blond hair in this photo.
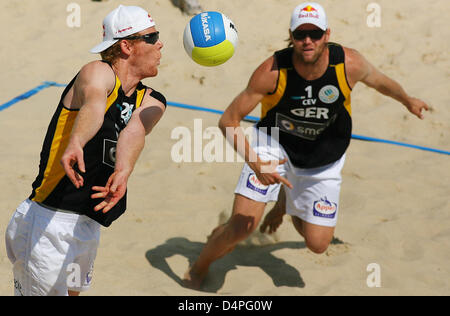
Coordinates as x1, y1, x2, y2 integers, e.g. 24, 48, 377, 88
100, 38, 140, 64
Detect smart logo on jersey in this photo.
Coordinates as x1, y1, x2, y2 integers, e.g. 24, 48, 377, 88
313, 197, 337, 218
319, 85, 340, 104
280, 119, 295, 131
246, 173, 269, 195
276, 113, 329, 141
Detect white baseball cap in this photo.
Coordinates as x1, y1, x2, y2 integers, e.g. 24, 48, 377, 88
90, 5, 156, 53
290, 2, 328, 31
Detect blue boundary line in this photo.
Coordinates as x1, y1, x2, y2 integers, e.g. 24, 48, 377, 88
167, 102, 450, 156
0, 81, 66, 112
167, 100, 260, 123
1, 82, 449, 156
350, 134, 450, 155
167, 101, 450, 155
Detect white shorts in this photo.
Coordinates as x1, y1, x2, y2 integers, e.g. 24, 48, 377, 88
5, 199, 101, 296
235, 128, 345, 227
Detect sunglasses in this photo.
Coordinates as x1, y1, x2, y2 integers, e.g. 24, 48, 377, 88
115, 31, 160, 45
292, 29, 325, 41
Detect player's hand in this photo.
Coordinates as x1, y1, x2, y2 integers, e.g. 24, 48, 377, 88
249, 158, 293, 189
61, 142, 85, 189
91, 170, 128, 213
404, 97, 429, 119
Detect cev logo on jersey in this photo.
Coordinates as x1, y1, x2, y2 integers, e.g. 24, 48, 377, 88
313, 197, 337, 218
291, 85, 317, 106
246, 173, 269, 195
319, 85, 340, 104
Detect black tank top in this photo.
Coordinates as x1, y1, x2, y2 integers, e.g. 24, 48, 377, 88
29, 63, 166, 227
256, 43, 352, 168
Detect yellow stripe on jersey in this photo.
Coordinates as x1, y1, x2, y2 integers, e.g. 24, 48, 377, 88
261, 68, 287, 119
105, 76, 122, 112
334, 63, 352, 116
135, 87, 146, 109
32, 108, 78, 202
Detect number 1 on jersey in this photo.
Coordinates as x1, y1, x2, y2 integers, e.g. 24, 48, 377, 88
305, 86, 312, 99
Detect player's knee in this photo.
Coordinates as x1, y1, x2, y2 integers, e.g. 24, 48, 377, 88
228, 214, 258, 242
305, 239, 330, 254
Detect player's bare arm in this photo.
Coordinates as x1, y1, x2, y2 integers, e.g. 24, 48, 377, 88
344, 47, 429, 119
219, 56, 293, 188
92, 91, 166, 213
60, 61, 116, 188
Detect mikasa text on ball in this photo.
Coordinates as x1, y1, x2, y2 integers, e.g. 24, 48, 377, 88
183, 11, 238, 67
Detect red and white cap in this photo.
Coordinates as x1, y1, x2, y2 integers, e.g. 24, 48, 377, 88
90, 5, 156, 53
290, 2, 328, 31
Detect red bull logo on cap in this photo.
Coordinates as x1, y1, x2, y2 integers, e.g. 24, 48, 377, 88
302, 5, 317, 12
300, 5, 319, 19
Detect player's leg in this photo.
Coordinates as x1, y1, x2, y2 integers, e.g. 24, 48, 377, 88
286, 155, 346, 254
260, 185, 286, 234
183, 127, 286, 289
291, 217, 335, 254
66, 218, 100, 295
262, 183, 337, 253
5, 201, 71, 296
5, 200, 31, 296
6, 200, 100, 296
183, 194, 266, 289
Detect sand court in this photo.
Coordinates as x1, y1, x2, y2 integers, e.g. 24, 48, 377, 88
0, 0, 449, 296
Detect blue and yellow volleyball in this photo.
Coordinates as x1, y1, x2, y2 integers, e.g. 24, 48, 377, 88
183, 11, 238, 67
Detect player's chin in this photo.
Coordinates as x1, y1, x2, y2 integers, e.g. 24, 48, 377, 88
146, 67, 159, 78
303, 53, 320, 64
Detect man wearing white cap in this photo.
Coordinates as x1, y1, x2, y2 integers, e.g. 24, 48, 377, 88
5, 5, 166, 296
184, 2, 429, 289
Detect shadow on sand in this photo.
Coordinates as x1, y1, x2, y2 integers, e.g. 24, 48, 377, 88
145, 237, 306, 293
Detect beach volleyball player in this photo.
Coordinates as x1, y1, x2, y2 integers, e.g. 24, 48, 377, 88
183, 2, 429, 289
5, 5, 166, 296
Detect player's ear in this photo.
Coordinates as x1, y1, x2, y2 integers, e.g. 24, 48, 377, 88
119, 39, 134, 57
287, 30, 294, 47
325, 28, 331, 40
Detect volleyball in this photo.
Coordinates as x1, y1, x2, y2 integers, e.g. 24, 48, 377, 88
183, 11, 238, 67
